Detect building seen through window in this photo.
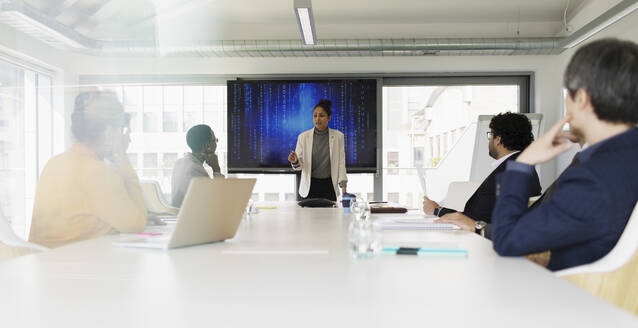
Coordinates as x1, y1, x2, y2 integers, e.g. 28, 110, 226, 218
382, 85, 520, 207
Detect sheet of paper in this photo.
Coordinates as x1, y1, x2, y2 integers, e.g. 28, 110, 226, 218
374, 217, 459, 230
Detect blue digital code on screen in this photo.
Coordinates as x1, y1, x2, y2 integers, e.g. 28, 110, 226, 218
227, 79, 377, 172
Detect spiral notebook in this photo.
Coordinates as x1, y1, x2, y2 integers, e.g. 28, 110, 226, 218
374, 217, 459, 231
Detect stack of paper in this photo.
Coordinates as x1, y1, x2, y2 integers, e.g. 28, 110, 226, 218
374, 217, 459, 231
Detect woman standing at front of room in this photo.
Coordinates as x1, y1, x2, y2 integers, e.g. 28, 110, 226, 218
288, 99, 347, 201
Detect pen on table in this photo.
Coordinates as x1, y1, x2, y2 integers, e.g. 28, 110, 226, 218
381, 247, 468, 257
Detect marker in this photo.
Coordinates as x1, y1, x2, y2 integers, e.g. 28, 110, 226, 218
381, 247, 467, 257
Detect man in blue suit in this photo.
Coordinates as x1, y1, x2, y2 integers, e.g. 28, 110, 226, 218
491, 38, 638, 271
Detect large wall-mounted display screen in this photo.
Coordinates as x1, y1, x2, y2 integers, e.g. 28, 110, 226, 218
227, 79, 377, 173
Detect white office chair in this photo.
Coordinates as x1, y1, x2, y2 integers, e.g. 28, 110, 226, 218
556, 201, 638, 277
555, 201, 638, 315
439, 181, 481, 212
0, 208, 48, 260
139, 180, 179, 215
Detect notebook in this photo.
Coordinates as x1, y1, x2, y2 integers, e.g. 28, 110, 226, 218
370, 202, 408, 213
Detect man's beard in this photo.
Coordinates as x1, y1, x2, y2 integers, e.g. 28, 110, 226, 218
488, 142, 497, 159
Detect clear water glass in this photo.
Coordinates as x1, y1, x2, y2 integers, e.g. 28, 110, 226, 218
243, 199, 258, 223
350, 197, 371, 222
246, 199, 259, 214
348, 219, 382, 259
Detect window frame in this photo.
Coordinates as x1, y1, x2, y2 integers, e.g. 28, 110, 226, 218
79, 73, 533, 201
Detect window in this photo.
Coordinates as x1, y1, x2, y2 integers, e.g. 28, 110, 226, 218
163, 86, 181, 132
184, 86, 203, 132
387, 152, 399, 175
382, 78, 527, 206
163, 153, 178, 168
91, 75, 528, 206
264, 193, 279, 201
143, 112, 161, 132
95, 83, 311, 203
387, 192, 400, 203
141, 153, 158, 179
143, 153, 158, 168
163, 112, 179, 132
127, 153, 138, 168
102, 85, 227, 196
234, 173, 296, 203
285, 193, 296, 201
0, 60, 54, 238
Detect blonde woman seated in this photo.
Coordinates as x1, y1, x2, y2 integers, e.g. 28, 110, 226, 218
29, 91, 147, 248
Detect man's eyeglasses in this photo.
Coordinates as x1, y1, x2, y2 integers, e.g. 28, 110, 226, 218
486, 131, 493, 140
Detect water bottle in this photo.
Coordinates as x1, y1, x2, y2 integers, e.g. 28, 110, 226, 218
347, 198, 380, 258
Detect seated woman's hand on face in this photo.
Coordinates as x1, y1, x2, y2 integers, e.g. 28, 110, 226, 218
107, 128, 131, 165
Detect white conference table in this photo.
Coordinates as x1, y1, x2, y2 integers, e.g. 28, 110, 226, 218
1, 202, 637, 328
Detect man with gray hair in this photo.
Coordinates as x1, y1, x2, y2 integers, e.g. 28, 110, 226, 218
491, 38, 638, 271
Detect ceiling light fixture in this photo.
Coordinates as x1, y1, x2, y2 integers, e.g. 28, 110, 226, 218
294, 0, 316, 45
0, 2, 90, 50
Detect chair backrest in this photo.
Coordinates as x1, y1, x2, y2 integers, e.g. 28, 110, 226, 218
139, 180, 179, 215
557, 202, 638, 315
0, 243, 40, 261
0, 207, 48, 256
439, 181, 481, 212
0, 208, 18, 244
556, 201, 638, 276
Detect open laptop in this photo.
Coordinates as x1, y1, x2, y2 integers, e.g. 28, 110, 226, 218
113, 177, 256, 249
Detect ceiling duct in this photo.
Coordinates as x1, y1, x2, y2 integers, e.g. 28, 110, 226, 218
94, 38, 563, 57
1, 0, 637, 57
